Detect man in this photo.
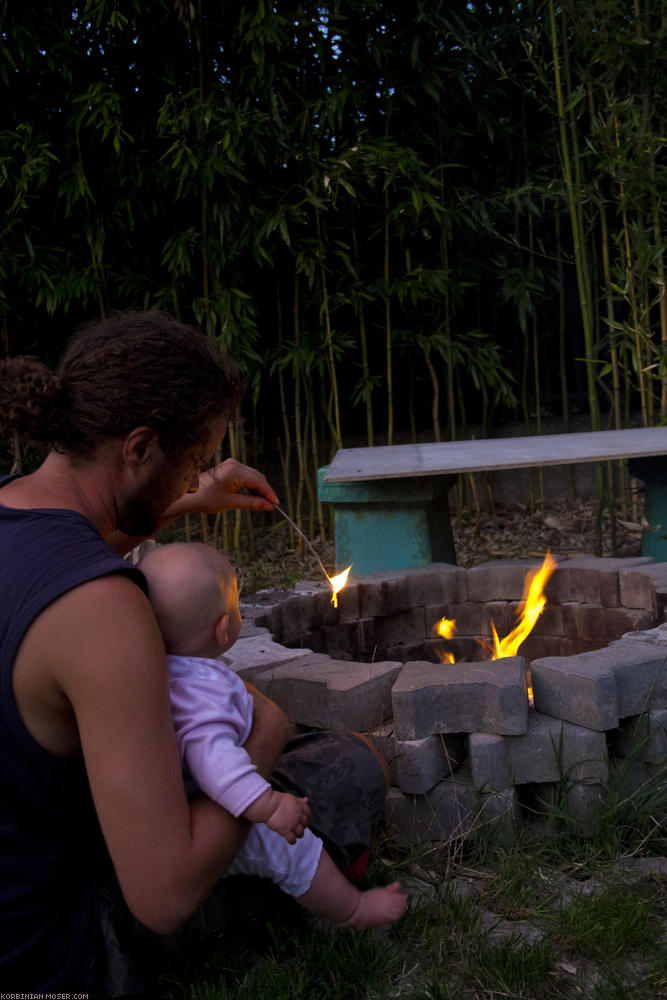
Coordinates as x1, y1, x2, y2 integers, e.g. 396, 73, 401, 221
0, 311, 294, 989
0, 311, 389, 992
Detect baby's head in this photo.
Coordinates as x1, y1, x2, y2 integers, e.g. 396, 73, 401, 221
139, 542, 242, 658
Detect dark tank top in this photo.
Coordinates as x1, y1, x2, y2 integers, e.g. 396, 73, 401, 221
0, 476, 147, 989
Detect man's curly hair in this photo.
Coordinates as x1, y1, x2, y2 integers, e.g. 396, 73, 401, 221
0, 310, 243, 458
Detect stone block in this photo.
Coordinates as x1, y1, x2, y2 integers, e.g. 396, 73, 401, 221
566, 783, 606, 836
477, 787, 521, 843
357, 565, 466, 618
468, 732, 510, 789
610, 758, 663, 797
222, 636, 314, 682
372, 606, 427, 645
467, 559, 545, 602
575, 605, 655, 643
391, 657, 529, 739
619, 567, 658, 615
481, 601, 517, 638
425, 602, 489, 637
381, 636, 445, 664
335, 582, 362, 623
545, 561, 601, 605
641, 563, 667, 618
526, 781, 606, 836
469, 711, 608, 788
531, 602, 565, 637
608, 638, 667, 715
565, 557, 654, 606
610, 709, 667, 764
530, 649, 619, 730
254, 656, 401, 731
383, 767, 478, 846
393, 733, 465, 794
306, 620, 370, 660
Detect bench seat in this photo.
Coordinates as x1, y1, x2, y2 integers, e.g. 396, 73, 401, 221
318, 427, 667, 572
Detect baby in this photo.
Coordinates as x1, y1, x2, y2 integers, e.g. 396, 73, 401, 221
138, 542, 406, 931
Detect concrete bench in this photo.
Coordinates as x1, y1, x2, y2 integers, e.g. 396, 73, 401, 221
318, 427, 667, 573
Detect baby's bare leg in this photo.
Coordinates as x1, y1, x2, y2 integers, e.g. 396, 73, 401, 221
296, 849, 407, 930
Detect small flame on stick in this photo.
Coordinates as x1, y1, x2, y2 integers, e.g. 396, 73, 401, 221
329, 565, 352, 608
274, 504, 351, 606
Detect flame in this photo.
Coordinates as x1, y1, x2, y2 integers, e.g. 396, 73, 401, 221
434, 617, 457, 661
433, 552, 557, 699
490, 551, 557, 659
435, 617, 456, 640
328, 565, 352, 608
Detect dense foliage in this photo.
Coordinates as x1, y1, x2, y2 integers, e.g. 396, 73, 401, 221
1, 1, 665, 506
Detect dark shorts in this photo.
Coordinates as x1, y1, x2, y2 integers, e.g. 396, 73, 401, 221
89, 730, 387, 997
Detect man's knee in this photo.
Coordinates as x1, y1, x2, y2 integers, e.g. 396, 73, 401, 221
350, 731, 391, 790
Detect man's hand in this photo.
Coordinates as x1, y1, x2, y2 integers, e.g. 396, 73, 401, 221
265, 791, 311, 844
161, 458, 279, 524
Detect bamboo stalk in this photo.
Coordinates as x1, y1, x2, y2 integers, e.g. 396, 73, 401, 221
548, 0, 600, 432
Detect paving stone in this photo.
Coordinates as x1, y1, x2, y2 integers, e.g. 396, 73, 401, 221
545, 561, 602, 605
621, 621, 667, 645
392, 733, 466, 794
574, 605, 655, 643
222, 634, 314, 682
476, 787, 521, 843
371, 606, 427, 645
469, 710, 608, 787
467, 559, 547, 602
253, 655, 401, 731
607, 637, 667, 715
564, 556, 654, 606
566, 783, 606, 836
424, 601, 493, 637
640, 563, 667, 617
383, 767, 478, 846
619, 565, 658, 615
357, 564, 467, 618
391, 657, 529, 739
526, 780, 606, 836
610, 758, 663, 797
530, 648, 620, 730
610, 709, 667, 764
307, 618, 376, 660
468, 732, 510, 789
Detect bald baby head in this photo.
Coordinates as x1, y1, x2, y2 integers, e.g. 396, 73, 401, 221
139, 542, 242, 658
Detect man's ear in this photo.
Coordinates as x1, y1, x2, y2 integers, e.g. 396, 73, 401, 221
122, 426, 161, 467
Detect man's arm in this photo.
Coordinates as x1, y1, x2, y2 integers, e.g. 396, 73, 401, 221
33, 575, 278, 934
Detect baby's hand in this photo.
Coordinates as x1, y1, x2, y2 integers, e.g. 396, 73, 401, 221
266, 792, 311, 844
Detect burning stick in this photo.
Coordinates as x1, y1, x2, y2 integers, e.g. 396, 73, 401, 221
274, 504, 352, 607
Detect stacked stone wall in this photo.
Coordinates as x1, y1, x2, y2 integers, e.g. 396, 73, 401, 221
227, 555, 667, 846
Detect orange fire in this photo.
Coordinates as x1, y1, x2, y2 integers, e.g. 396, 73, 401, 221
435, 617, 457, 662
434, 551, 557, 671
328, 565, 352, 608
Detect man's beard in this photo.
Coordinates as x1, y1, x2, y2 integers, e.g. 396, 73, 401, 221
116, 466, 173, 538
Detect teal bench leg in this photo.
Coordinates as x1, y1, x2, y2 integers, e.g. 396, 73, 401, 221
317, 467, 457, 574
629, 457, 667, 561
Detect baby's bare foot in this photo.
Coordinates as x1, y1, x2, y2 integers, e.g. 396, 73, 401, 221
336, 882, 407, 931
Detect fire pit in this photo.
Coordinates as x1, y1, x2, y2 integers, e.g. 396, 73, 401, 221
228, 555, 667, 846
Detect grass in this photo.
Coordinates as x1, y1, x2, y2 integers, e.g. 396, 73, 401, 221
154, 743, 666, 1000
